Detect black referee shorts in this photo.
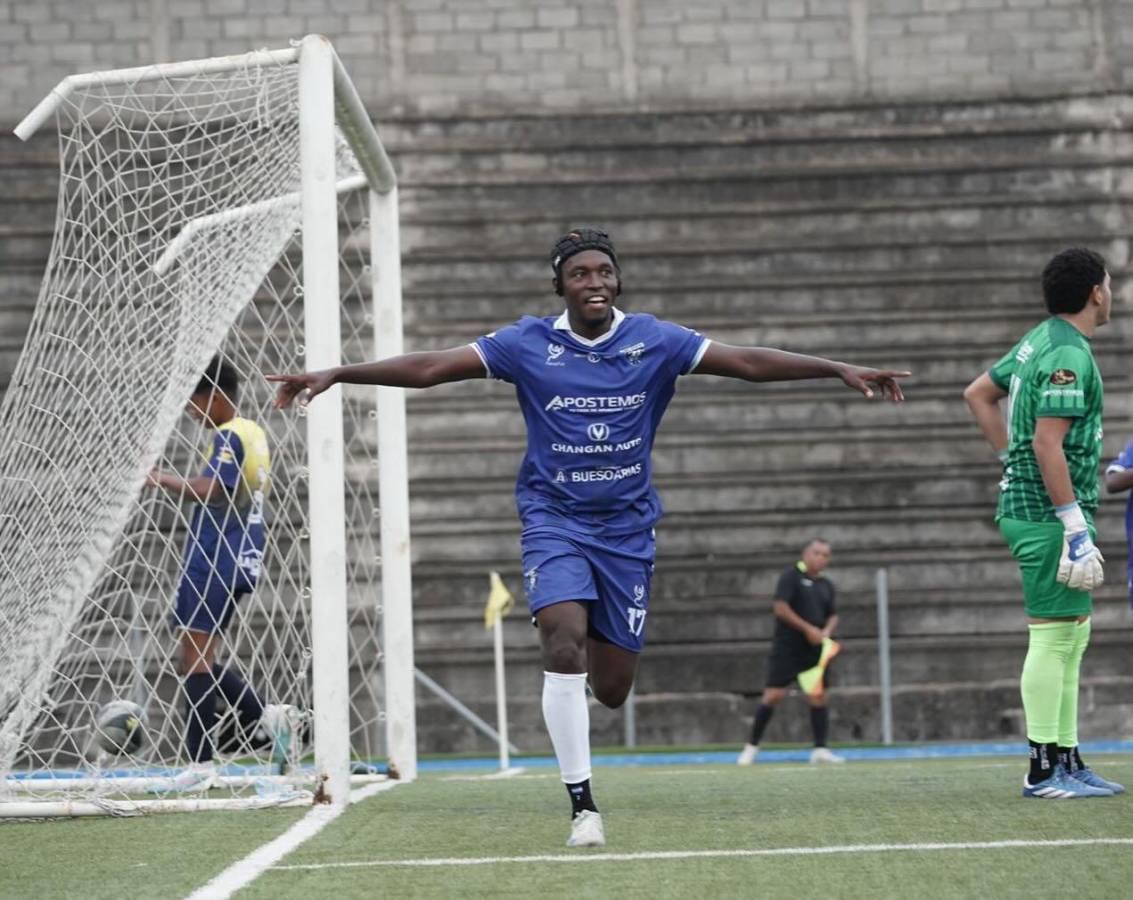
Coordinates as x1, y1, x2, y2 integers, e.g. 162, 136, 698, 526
765, 643, 825, 689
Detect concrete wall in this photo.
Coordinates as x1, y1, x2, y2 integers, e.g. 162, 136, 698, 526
3, 0, 1132, 124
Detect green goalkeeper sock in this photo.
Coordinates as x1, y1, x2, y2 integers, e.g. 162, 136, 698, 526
1020, 621, 1078, 744
1057, 618, 1091, 748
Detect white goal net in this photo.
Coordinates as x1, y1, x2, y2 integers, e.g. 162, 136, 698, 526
0, 39, 414, 816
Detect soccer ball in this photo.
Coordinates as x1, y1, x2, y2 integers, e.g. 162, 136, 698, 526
94, 700, 146, 756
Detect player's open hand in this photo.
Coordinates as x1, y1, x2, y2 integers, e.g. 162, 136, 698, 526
267, 369, 337, 409
837, 364, 909, 402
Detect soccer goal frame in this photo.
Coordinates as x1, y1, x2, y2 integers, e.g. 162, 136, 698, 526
2, 35, 416, 816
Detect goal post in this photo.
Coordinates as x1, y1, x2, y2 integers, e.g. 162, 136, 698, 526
0, 35, 416, 816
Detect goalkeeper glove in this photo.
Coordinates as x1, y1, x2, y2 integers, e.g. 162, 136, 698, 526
1054, 502, 1104, 591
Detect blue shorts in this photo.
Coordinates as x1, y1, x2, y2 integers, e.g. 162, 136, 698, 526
521, 527, 655, 653
173, 552, 259, 634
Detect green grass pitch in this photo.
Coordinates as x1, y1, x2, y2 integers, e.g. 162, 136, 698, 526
2, 755, 1131, 899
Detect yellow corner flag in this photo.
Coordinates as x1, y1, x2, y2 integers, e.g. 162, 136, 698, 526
484, 571, 514, 629
797, 637, 841, 698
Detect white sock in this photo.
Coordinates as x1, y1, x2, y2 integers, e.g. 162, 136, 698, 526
542, 671, 591, 784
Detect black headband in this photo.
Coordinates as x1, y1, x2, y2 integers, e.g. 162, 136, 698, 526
550, 227, 619, 278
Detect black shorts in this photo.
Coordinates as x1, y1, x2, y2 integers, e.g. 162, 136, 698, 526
765, 643, 824, 689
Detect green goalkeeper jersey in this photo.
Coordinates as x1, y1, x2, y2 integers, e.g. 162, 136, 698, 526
989, 316, 1103, 522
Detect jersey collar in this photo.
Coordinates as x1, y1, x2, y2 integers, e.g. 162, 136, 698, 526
552, 306, 625, 347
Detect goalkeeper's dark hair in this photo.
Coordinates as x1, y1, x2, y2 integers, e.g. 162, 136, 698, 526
194, 355, 240, 402
550, 226, 620, 296
1041, 248, 1107, 315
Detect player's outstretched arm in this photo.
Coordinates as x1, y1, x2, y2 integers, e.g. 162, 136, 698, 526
963, 372, 1009, 457
146, 469, 222, 504
693, 342, 908, 401
1104, 468, 1133, 494
269, 345, 485, 409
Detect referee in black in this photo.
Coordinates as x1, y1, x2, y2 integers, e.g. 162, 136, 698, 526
737, 538, 844, 765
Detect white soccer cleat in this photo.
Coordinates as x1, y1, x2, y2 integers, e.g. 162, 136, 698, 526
147, 761, 217, 794
260, 704, 301, 771
736, 743, 759, 766
809, 747, 846, 765
567, 810, 606, 848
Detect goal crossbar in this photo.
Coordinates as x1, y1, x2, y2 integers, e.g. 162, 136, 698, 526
14, 36, 396, 196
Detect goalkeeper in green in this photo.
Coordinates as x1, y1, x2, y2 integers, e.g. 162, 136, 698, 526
964, 247, 1123, 798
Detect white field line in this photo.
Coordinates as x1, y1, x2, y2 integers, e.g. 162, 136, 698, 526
272, 837, 1133, 871
441, 768, 537, 782
187, 780, 401, 900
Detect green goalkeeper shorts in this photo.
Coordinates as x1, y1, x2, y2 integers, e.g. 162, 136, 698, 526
997, 516, 1094, 619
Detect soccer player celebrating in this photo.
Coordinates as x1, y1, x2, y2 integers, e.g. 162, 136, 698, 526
271, 227, 909, 845
147, 356, 295, 791
964, 247, 1123, 799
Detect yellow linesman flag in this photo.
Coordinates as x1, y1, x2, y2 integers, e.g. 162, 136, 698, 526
484, 571, 515, 629
797, 637, 841, 698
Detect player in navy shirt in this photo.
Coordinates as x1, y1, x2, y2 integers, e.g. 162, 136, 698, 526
271, 227, 909, 847
147, 357, 295, 792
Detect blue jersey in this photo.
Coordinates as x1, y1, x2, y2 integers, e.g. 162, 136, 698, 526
183, 417, 270, 578
1105, 438, 1133, 569
473, 309, 709, 536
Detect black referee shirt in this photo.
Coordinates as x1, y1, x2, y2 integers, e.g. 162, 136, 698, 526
771, 563, 836, 656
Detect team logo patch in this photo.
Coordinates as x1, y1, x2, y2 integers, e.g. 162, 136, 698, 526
1050, 369, 1077, 385
546, 343, 565, 365
619, 342, 646, 365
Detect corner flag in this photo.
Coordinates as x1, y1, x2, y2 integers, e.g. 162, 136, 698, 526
484, 571, 514, 629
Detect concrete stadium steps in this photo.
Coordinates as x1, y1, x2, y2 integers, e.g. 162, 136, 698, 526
399, 163, 1133, 220
412, 630, 1130, 700
406, 464, 1004, 523
400, 424, 1131, 485
400, 382, 1133, 446
385, 119, 1133, 184
405, 310, 1126, 357
412, 586, 1131, 649
400, 201, 1131, 263
405, 509, 1127, 571
398, 238, 1132, 293
415, 678, 1133, 752
402, 274, 1087, 325
378, 95, 1133, 152
4, 96, 1133, 750
406, 539, 1131, 609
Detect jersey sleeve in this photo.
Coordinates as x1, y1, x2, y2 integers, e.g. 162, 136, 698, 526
987, 341, 1020, 392
472, 320, 524, 383
773, 567, 798, 604
825, 582, 837, 618
657, 320, 710, 377
1034, 345, 1092, 418
204, 430, 244, 492
1105, 438, 1133, 475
